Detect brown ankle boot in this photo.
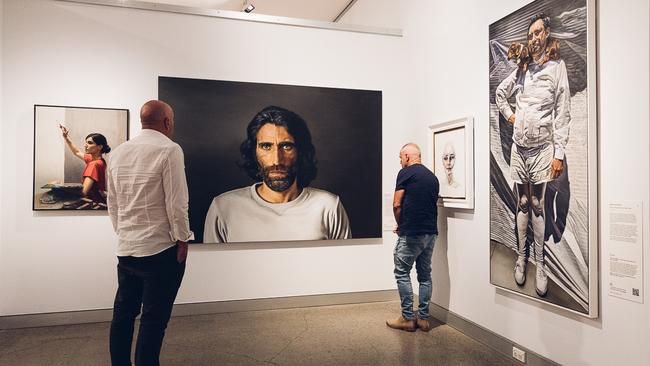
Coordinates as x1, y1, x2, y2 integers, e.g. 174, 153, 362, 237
386, 316, 416, 332
416, 317, 432, 332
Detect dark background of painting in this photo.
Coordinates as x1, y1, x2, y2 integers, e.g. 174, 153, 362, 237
159, 76, 382, 243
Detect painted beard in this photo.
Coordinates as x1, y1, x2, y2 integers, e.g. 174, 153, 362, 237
260, 164, 297, 192
529, 39, 545, 57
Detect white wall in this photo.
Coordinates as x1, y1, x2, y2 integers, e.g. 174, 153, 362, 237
0, 0, 5, 312
345, 0, 650, 365
0, 0, 415, 315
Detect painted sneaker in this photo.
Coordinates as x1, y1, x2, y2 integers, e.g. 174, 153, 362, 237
535, 265, 548, 297
514, 257, 527, 286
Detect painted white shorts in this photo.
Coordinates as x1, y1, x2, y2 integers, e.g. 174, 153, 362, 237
510, 143, 553, 184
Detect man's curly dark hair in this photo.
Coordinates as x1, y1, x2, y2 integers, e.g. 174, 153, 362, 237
528, 13, 551, 32
238, 106, 317, 188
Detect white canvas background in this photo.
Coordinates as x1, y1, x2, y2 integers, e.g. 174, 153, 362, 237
34, 107, 66, 189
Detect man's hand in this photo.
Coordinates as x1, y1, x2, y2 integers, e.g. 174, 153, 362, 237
507, 115, 516, 125
550, 158, 564, 179
176, 241, 188, 263
393, 225, 399, 235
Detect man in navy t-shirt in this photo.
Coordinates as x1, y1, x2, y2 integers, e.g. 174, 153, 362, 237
386, 143, 439, 332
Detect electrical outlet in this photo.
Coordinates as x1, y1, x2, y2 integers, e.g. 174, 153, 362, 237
512, 346, 526, 363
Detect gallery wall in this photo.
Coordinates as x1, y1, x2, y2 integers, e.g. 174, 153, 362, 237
0, 0, 4, 304
344, 0, 650, 365
0, 0, 412, 315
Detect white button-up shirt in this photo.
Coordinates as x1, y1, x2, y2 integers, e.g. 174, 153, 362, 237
495, 59, 571, 160
107, 129, 194, 257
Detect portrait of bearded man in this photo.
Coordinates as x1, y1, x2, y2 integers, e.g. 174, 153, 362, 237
203, 105, 351, 243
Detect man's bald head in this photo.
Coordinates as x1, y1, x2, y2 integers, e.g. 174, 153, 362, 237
399, 143, 422, 168
140, 100, 175, 138
401, 143, 421, 157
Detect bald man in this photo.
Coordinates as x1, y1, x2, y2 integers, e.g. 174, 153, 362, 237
107, 100, 193, 365
387, 143, 439, 332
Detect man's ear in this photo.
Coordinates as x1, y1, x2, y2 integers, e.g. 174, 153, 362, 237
163, 117, 171, 131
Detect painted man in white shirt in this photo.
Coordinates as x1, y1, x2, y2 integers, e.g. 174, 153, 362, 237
203, 106, 351, 243
495, 14, 571, 297
107, 100, 193, 365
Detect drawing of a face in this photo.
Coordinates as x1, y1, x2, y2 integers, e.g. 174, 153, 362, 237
442, 142, 456, 174
256, 123, 298, 192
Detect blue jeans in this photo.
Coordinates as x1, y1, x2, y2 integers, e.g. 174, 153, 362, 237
393, 234, 437, 320
109, 245, 185, 366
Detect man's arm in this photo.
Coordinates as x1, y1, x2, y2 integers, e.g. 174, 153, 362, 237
551, 60, 572, 178
203, 198, 224, 243
329, 197, 351, 240
162, 145, 194, 261
393, 189, 405, 233
495, 70, 518, 124
106, 162, 118, 231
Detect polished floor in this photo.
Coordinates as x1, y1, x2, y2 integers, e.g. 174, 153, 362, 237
0, 301, 519, 365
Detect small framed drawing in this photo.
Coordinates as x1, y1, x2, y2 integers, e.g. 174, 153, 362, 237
429, 116, 474, 209
33, 105, 129, 211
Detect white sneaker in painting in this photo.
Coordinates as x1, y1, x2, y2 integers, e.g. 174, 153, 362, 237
514, 257, 527, 286
535, 264, 548, 297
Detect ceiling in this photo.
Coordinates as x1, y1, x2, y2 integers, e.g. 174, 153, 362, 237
148, 0, 355, 22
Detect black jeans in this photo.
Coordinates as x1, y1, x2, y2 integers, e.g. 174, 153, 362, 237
109, 245, 185, 366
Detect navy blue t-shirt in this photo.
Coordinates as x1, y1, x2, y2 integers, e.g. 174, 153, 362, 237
395, 164, 439, 236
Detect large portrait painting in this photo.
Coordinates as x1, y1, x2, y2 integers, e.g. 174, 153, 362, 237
159, 77, 382, 244
33, 105, 129, 211
488, 0, 598, 317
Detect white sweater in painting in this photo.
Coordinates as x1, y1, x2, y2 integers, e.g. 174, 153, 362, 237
203, 184, 351, 243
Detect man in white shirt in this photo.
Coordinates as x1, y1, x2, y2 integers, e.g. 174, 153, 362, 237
495, 14, 571, 297
107, 100, 193, 366
203, 106, 350, 243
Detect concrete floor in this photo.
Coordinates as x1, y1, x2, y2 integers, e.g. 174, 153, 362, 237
1, 301, 519, 366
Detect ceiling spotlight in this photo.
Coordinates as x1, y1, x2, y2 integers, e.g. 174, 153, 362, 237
243, 1, 255, 13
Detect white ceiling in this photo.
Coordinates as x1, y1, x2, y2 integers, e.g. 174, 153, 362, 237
148, 0, 355, 22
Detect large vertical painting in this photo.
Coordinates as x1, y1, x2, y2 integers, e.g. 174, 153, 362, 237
33, 105, 129, 211
489, 0, 598, 317
159, 77, 382, 244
